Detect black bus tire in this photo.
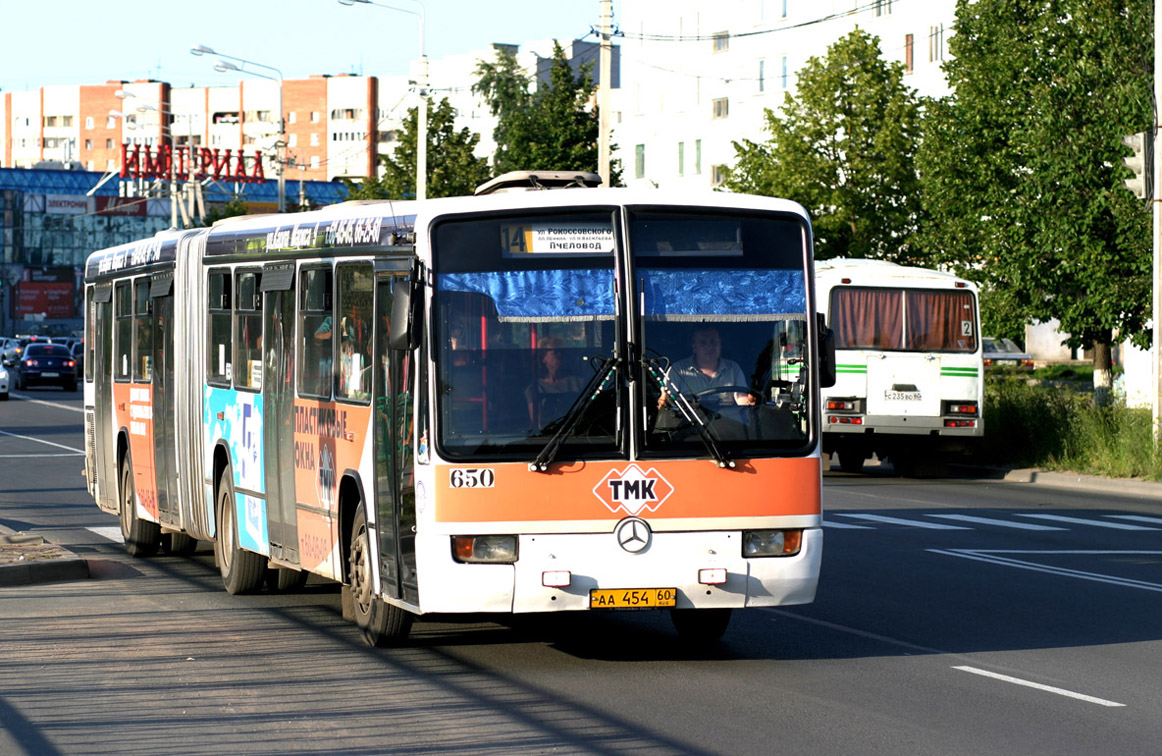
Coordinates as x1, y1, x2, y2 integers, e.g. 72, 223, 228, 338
349, 503, 413, 646
119, 453, 160, 557
161, 531, 198, 556
215, 467, 265, 595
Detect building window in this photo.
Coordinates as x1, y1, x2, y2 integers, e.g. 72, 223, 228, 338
695, 139, 702, 175
311, 111, 320, 123
635, 144, 645, 179
759, 59, 766, 93
711, 165, 728, 187
712, 98, 729, 119
905, 34, 914, 73
310, 133, 320, 146
288, 134, 297, 147
105, 139, 114, 149
84, 139, 93, 150
781, 0, 788, 17
44, 116, 57, 127
875, 0, 891, 16
85, 116, 94, 129
678, 141, 685, 177
712, 32, 729, 53
62, 116, 73, 127
289, 111, 297, 124
929, 24, 945, 62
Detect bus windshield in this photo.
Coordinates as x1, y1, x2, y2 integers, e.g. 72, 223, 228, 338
830, 287, 978, 352
633, 209, 813, 456
432, 210, 621, 459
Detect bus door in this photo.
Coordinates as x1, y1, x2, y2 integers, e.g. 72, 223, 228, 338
151, 273, 178, 525
92, 284, 116, 508
262, 263, 298, 563
373, 274, 418, 600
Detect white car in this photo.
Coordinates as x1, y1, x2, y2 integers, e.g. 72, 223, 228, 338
0, 363, 9, 400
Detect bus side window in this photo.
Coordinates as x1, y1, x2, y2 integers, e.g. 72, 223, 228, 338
234, 270, 263, 391
336, 263, 373, 403
207, 270, 232, 385
299, 266, 334, 399
133, 278, 153, 382
114, 281, 132, 381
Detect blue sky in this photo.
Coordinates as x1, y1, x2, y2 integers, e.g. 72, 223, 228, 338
0, 0, 614, 92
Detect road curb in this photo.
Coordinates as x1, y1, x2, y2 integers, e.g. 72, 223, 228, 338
0, 527, 90, 586
952, 465, 1162, 499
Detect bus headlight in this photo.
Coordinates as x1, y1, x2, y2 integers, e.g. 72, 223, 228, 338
742, 529, 802, 558
451, 535, 518, 564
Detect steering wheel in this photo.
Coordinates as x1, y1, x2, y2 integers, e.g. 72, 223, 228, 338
695, 386, 760, 404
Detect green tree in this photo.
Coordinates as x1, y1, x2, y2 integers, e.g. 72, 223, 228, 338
473, 42, 620, 181
343, 97, 490, 200
725, 29, 924, 262
201, 197, 249, 226
918, 0, 1152, 401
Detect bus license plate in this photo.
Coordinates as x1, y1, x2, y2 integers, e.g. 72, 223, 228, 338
590, 588, 676, 609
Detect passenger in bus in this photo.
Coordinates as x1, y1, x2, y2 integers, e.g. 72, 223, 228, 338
525, 337, 583, 429
664, 326, 755, 409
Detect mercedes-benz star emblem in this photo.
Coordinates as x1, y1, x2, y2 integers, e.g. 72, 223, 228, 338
615, 517, 652, 554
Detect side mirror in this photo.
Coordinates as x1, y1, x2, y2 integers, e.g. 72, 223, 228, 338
817, 312, 836, 388
388, 277, 421, 351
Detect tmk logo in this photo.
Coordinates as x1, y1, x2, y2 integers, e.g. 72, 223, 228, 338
593, 464, 674, 516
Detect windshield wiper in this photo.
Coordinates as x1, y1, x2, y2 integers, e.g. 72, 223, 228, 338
643, 356, 734, 469
529, 355, 620, 473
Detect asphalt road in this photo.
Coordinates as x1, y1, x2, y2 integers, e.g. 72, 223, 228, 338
1, 387, 1161, 755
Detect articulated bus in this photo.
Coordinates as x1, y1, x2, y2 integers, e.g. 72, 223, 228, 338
815, 259, 983, 475
82, 172, 833, 645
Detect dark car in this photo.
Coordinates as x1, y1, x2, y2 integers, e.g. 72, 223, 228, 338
13, 343, 78, 391
982, 337, 1034, 371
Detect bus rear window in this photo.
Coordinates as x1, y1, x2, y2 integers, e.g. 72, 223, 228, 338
830, 287, 976, 352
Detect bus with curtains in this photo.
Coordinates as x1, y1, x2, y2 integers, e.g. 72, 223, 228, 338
815, 259, 983, 475
82, 171, 834, 646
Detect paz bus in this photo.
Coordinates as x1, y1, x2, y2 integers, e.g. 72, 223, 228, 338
815, 259, 983, 475
82, 171, 834, 646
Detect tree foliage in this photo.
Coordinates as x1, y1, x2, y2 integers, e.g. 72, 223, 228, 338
343, 97, 490, 201
918, 0, 1153, 367
725, 29, 924, 262
473, 42, 620, 182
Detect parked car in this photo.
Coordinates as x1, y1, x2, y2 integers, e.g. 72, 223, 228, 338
0, 362, 9, 400
982, 337, 1034, 371
13, 343, 78, 391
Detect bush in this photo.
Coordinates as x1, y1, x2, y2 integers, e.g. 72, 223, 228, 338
978, 375, 1162, 480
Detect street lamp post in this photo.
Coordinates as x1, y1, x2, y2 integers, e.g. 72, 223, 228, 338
338, 0, 428, 201
192, 45, 286, 212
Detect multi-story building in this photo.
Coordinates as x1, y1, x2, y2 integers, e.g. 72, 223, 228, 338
614, 0, 958, 189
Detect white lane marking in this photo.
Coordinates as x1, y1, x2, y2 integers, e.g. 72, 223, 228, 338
926, 514, 1066, 531
88, 526, 123, 543
953, 666, 1125, 708
1015, 514, 1161, 531
1107, 515, 1162, 526
834, 513, 971, 530
0, 453, 83, 458
822, 519, 873, 529
0, 428, 84, 454
8, 393, 84, 413
929, 549, 1162, 592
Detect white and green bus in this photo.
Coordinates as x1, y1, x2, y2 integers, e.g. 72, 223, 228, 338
815, 259, 983, 475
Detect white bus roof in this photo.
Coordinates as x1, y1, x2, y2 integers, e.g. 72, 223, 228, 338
815, 258, 978, 291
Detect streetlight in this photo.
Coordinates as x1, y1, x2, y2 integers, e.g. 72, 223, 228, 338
192, 45, 286, 212
338, 0, 428, 201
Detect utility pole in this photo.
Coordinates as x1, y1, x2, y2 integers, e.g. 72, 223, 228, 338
597, 0, 613, 187
1154, 0, 1161, 441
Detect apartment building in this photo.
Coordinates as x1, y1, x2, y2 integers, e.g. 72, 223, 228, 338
614, 0, 958, 189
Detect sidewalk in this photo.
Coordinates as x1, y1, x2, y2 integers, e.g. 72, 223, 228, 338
953, 464, 1162, 499
0, 524, 89, 587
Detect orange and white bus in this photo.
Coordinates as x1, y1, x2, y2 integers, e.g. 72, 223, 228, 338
82, 171, 833, 645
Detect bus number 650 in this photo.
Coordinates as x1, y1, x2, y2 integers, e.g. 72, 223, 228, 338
449, 468, 496, 489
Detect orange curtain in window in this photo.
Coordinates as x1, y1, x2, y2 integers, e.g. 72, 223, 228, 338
905, 290, 976, 352
831, 288, 903, 349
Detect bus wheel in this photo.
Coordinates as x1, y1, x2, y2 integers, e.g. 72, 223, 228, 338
349, 503, 413, 646
670, 608, 732, 646
118, 454, 159, 557
266, 567, 309, 593
837, 450, 866, 474
214, 468, 265, 595
161, 532, 198, 556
